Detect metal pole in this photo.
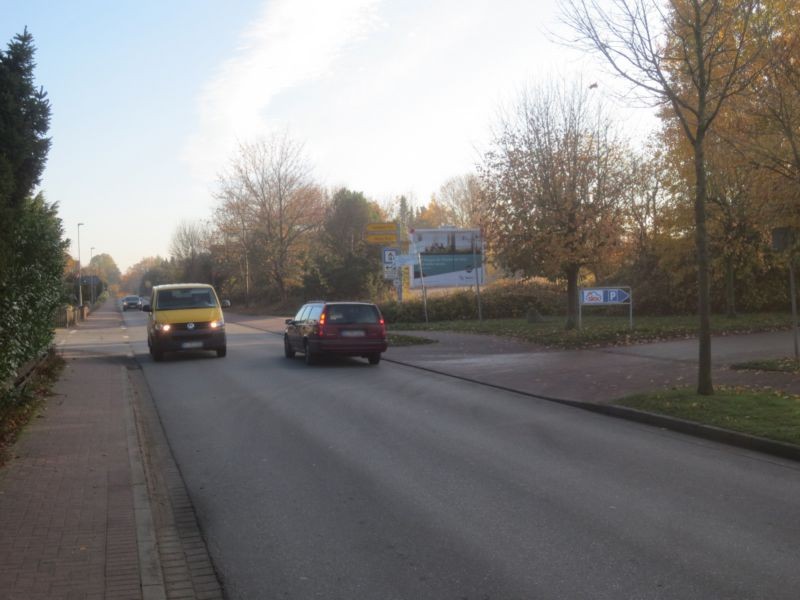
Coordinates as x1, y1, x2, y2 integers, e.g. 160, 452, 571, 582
578, 290, 582, 330
396, 223, 403, 303
790, 259, 799, 361
90, 247, 95, 305
77, 223, 84, 307
417, 252, 428, 325
629, 287, 633, 330
473, 232, 483, 322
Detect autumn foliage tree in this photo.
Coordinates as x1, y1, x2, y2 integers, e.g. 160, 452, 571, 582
562, 0, 767, 394
480, 80, 630, 328
214, 134, 325, 302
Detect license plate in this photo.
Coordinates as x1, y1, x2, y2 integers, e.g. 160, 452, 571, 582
182, 341, 203, 349
341, 330, 365, 337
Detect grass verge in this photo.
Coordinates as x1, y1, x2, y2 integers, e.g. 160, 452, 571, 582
615, 386, 800, 446
730, 357, 800, 374
390, 312, 792, 349
388, 333, 437, 347
0, 350, 65, 467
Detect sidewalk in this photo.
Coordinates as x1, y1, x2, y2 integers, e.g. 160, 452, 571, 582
0, 301, 222, 600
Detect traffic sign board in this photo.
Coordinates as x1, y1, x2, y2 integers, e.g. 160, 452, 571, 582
394, 254, 416, 266
366, 232, 398, 244
366, 222, 396, 233
580, 288, 631, 305
382, 247, 399, 266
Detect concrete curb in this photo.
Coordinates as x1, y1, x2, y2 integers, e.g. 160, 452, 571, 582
122, 366, 168, 600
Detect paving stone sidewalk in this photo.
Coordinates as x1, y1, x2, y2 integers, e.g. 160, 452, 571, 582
0, 301, 223, 600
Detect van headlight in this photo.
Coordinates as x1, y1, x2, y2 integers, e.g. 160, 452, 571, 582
155, 323, 171, 332
210, 320, 224, 329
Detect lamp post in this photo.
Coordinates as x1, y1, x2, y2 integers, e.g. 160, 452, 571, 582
90, 247, 95, 305
77, 223, 84, 308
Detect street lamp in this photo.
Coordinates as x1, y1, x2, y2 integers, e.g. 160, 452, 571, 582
90, 246, 96, 305
77, 222, 84, 307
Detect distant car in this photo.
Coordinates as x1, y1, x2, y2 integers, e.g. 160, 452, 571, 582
142, 283, 230, 361
122, 295, 141, 311
284, 301, 387, 365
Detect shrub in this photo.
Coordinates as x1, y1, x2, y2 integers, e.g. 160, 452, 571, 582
379, 278, 564, 323
0, 196, 67, 396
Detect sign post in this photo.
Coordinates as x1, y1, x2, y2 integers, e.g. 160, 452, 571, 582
772, 227, 799, 361
578, 287, 633, 330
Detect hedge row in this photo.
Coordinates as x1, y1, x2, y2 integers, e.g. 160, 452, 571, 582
379, 279, 564, 323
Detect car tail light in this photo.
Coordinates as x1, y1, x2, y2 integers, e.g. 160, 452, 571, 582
315, 311, 327, 337
379, 317, 386, 337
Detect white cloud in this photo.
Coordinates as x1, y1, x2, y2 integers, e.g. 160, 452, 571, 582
183, 0, 381, 182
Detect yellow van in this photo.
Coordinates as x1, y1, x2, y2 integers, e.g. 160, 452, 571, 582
143, 283, 230, 361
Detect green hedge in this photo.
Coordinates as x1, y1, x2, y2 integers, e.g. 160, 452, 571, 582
379, 279, 564, 323
0, 196, 67, 395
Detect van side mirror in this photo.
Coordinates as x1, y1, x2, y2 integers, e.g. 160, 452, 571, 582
221, 299, 231, 309
141, 304, 152, 313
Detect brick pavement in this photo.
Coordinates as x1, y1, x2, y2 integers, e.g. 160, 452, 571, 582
0, 301, 224, 600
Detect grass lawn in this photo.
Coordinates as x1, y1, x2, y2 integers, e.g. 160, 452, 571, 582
731, 357, 800, 374
615, 386, 800, 446
389, 312, 792, 349
388, 333, 437, 347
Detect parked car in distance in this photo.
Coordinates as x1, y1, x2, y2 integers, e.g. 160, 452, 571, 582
284, 300, 388, 365
142, 283, 231, 362
122, 295, 141, 311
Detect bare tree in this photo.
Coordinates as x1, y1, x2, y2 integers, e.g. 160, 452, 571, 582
170, 219, 211, 282
214, 178, 255, 302
561, 0, 766, 394
480, 79, 630, 329
216, 133, 325, 301
437, 174, 484, 228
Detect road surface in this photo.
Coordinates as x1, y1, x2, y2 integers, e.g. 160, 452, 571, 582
121, 308, 800, 600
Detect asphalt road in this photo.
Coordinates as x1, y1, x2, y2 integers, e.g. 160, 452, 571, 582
122, 309, 800, 600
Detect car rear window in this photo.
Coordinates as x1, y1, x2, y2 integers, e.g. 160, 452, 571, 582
326, 304, 380, 324
156, 288, 217, 310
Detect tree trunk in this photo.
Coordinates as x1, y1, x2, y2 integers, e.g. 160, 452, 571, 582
725, 255, 736, 318
564, 264, 580, 330
694, 136, 714, 395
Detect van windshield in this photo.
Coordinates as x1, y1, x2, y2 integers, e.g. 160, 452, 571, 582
156, 288, 218, 310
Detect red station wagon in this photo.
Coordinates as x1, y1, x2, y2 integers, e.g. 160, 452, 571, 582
284, 301, 388, 365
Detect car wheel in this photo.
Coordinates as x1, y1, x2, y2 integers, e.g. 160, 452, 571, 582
216, 346, 227, 358
368, 353, 381, 365
284, 336, 295, 358
152, 347, 164, 362
304, 341, 316, 365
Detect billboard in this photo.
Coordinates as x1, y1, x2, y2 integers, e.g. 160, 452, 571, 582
408, 228, 484, 288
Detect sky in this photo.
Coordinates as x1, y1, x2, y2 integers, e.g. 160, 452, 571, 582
2, 0, 657, 273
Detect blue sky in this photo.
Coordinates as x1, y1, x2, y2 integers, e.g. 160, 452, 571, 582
3, 0, 656, 272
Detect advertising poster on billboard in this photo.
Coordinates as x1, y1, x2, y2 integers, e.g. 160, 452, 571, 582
408, 228, 484, 288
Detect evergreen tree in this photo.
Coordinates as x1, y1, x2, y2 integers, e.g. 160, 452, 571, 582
0, 29, 51, 274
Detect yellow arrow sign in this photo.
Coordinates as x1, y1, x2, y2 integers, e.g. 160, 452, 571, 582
366, 222, 396, 233
365, 233, 398, 244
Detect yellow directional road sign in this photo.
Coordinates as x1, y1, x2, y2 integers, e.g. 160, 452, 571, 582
366, 232, 398, 244
366, 222, 396, 233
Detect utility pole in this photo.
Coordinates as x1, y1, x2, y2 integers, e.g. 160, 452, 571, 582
77, 222, 84, 308
90, 247, 95, 305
